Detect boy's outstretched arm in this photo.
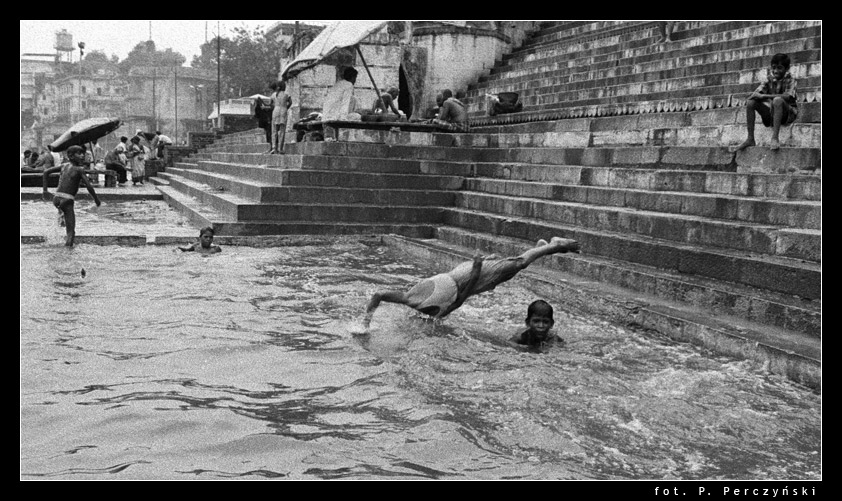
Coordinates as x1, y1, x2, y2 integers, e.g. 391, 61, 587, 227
41, 166, 61, 198
439, 251, 483, 317
79, 172, 102, 206
363, 290, 408, 328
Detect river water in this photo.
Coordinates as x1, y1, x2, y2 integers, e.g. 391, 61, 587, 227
20, 234, 821, 480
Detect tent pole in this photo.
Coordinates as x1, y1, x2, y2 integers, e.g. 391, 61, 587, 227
355, 45, 384, 112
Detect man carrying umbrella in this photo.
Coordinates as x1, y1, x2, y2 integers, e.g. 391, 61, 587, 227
42, 145, 102, 247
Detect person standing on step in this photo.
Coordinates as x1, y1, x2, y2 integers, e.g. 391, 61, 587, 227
41, 145, 102, 247
731, 53, 798, 152
269, 81, 292, 154
361, 237, 580, 331
255, 86, 274, 153
127, 136, 145, 185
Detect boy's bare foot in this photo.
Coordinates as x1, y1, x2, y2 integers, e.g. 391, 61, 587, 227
769, 139, 781, 151
551, 236, 581, 253
731, 139, 755, 153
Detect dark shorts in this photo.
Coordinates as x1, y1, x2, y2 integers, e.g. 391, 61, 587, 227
53, 194, 74, 210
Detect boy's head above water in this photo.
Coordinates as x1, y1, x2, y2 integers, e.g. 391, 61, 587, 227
199, 226, 215, 248
525, 299, 554, 337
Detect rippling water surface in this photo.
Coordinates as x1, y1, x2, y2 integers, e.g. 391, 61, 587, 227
20, 241, 821, 480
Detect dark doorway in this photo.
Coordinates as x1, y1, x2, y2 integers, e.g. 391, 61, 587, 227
398, 65, 412, 119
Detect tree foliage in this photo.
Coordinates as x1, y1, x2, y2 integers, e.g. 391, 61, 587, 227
191, 26, 284, 100
119, 40, 187, 73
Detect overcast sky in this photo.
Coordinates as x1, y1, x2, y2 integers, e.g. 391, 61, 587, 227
20, 20, 330, 66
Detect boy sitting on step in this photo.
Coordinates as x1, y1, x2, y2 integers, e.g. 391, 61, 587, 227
362, 237, 580, 331
508, 299, 565, 353
732, 53, 799, 152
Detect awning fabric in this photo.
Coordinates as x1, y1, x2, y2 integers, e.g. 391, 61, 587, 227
281, 21, 388, 79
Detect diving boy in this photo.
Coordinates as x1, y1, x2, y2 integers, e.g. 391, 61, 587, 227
508, 299, 564, 353
42, 145, 102, 247
732, 53, 798, 152
363, 237, 580, 330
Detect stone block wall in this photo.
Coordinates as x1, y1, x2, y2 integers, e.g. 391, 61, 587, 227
284, 22, 541, 122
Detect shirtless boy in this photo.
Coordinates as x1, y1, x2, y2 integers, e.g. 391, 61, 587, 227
42, 145, 102, 247
363, 237, 580, 330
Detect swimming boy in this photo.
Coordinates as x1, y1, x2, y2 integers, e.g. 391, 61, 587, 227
41, 145, 102, 247
178, 226, 222, 254
508, 299, 564, 353
732, 53, 798, 152
363, 237, 580, 330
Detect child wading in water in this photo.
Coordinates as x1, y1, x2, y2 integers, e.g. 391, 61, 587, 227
732, 52, 799, 152
508, 299, 564, 353
362, 236, 580, 331
41, 145, 102, 247
178, 227, 222, 254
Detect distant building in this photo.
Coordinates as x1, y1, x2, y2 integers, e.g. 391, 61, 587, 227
123, 66, 215, 144
265, 21, 325, 80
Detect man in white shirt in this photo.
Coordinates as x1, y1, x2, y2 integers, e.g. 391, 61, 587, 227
321, 67, 362, 141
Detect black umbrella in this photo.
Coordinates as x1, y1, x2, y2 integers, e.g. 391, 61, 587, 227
50, 117, 122, 152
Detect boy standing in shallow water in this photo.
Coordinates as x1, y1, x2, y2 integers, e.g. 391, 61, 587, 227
732, 53, 799, 152
508, 300, 564, 353
178, 227, 222, 254
42, 145, 102, 247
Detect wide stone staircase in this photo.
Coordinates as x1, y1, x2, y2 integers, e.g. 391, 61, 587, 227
154, 20, 821, 388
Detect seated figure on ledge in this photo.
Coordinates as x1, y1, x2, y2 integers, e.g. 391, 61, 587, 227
431, 89, 470, 132
487, 92, 523, 117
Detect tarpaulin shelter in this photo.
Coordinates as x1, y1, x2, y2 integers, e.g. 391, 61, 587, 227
281, 21, 389, 108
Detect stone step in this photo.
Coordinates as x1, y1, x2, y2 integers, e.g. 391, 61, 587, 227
470, 103, 823, 133
521, 21, 649, 49
454, 190, 820, 262
462, 177, 820, 229
497, 21, 819, 73
435, 225, 820, 338
188, 160, 466, 191
516, 21, 771, 54
471, 48, 821, 107
163, 167, 457, 206
158, 184, 436, 238
284, 141, 820, 173
467, 88, 821, 126
181, 153, 821, 204
470, 163, 821, 201
383, 232, 820, 388
467, 73, 822, 115
478, 39, 820, 92
486, 23, 820, 88
440, 206, 820, 300
162, 172, 447, 223
457, 122, 820, 149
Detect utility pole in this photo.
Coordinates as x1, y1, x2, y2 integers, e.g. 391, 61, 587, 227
217, 20, 221, 130
153, 67, 157, 130
174, 65, 178, 142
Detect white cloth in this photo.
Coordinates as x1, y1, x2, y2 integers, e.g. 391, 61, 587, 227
322, 79, 355, 121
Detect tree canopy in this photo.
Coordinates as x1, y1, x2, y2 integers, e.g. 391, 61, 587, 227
191, 26, 284, 100
119, 40, 187, 73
